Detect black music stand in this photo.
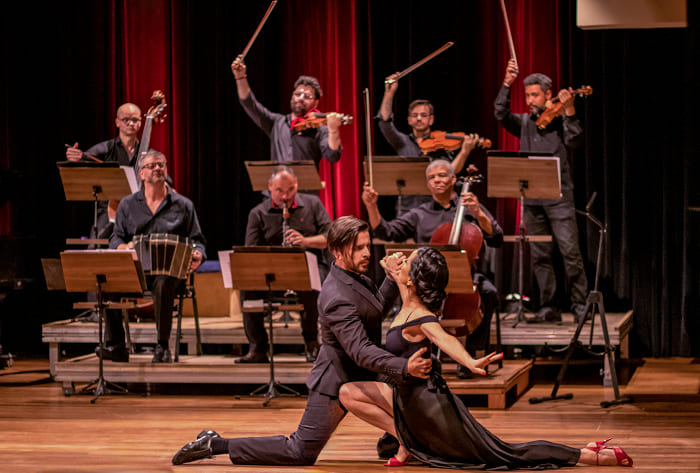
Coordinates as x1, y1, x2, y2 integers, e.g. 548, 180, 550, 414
57, 162, 136, 242
529, 194, 633, 408
487, 153, 560, 328
364, 156, 431, 213
229, 247, 319, 406
244, 160, 323, 191
60, 250, 145, 403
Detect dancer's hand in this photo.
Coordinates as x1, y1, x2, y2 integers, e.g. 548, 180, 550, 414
380, 252, 406, 282
465, 351, 503, 376
407, 347, 431, 379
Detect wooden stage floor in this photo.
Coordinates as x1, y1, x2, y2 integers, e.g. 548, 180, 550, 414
1, 357, 699, 472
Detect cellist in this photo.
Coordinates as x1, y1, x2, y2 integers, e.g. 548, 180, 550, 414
362, 159, 503, 379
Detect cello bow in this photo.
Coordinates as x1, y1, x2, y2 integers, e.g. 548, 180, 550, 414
385, 41, 454, 84
239, 0, 278, 61
499, 0, 519, 73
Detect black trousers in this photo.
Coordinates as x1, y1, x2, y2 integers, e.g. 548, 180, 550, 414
465, 273, 498, 354
241, 290, 319, 354
524, 200, 588, 312
104, 275, 182, 347
226, 390, 346, 465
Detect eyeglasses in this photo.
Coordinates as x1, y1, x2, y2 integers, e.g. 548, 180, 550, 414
409, 113, 431, 119
293, 91, 315, 101
142, 161, 166, 170
118, 117, 142, 124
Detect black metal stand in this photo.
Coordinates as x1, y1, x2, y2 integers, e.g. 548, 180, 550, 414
175, 274, 202, 361
79, 274, 127, 403
529, 193, 633, 408
250, 274, 301, 406
510, 182, 530, 328
272, 290, 300, 326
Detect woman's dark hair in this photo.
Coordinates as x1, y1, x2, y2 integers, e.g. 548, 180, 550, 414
409, 247, 449, 314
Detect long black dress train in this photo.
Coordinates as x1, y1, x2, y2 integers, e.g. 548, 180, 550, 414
387, 314, 581, 470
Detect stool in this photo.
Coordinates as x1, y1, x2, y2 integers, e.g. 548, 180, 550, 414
175, 273, 201, 361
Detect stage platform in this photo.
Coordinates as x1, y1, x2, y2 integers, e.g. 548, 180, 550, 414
43, 310, 633, 375
53, 353, 533, 409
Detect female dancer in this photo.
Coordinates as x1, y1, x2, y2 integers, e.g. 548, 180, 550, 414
339, 247, 632, 469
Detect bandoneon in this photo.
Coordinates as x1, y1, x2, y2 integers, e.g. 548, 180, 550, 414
132, 233, 193, 280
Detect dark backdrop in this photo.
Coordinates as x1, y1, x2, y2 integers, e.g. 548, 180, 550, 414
0, 0, 697, 357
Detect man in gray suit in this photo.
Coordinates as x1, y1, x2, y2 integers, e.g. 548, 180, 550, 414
172, 216, 431, 466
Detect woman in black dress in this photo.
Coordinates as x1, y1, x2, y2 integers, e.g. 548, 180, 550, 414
339, 247, 633, 469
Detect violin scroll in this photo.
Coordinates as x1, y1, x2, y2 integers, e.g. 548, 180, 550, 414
147, 90, 168, 123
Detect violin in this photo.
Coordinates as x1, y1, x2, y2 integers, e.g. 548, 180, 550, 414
429, 165, 484, 336
536, 85, 593, 130
419, 131, 492, 154
292, 112, 353, 132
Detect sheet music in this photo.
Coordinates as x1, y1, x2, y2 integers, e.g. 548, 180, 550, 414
529, 156, 561, 198
305, 251, 322, 291
121, 165, 139, 193
218, 250, 233, 288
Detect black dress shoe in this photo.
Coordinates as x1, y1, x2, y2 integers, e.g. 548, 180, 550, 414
376, 432, 400, 459
304, 341, 320, 362
234, 352, 269, 364
95, 345, 129, 362
152, 344, 172, 363
456, 364, 474, 379
172, 429, 220, 465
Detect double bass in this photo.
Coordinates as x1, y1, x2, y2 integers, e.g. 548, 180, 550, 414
429, 166, 484, 336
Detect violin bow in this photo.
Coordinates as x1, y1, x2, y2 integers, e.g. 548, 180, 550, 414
363, 88, 374, 188
385, 41, 454, 84
499, 0, 519, 73
239, 0, 278, 60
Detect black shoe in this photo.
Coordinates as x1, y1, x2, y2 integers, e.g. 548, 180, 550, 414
95, 344, 129, 362
572, 304, 588, 324
528, 306, 562, 323
376, 432, 400, 460
234, 351, 269, 364
304, 341, 320, 363
456, 364, 474, 379
172, 429, 220, 465
152, 344, 172, 363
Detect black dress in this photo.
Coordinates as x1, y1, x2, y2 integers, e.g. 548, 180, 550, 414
387, 314, 581, 470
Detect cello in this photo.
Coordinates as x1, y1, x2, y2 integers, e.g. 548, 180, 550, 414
430, 165, 484, 336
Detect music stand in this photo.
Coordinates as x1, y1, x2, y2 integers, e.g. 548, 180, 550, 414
57, 162, 136, 242
487, 153, 560, 328
60, 250, 145, 403
364, 156, 431, 212
229, 246, 318, 406
244, 160, 323, 191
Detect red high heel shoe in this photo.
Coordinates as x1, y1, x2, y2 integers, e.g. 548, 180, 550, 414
585, 437, 633, 467
384, 453, 412, 466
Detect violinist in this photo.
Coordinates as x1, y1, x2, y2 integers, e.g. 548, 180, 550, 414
231, 55, 342, 168
494, 58, 588, 323
362, 159, 503, 378
237, 165, 331, 364
378, 72, 482, 214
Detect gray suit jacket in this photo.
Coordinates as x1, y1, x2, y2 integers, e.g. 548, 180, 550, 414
307, 264, 407, 397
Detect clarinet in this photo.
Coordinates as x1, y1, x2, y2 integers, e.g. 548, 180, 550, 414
282, 200, 290, 247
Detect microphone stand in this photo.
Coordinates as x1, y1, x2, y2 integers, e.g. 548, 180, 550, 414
529, 192, 633, 407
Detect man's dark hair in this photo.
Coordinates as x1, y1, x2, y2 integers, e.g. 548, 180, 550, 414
409, 247, 449, 314
327, 216, 369, 255
294, 75, 323, 99
523, 73, 552, 93
270, 164, 296, 181
408, 99, 434, 115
